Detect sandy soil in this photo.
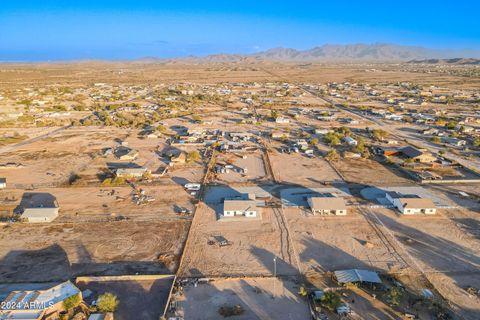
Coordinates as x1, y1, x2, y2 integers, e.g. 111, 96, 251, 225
0, 220, 189, 282
179, 205, 299, 277
0, 185, 195, 222
269, 151, 343, 186
332, 158, 413, 185
374, 209, 480, 320
214, 151, 268, 183
284, 208, 404, 273
175, 278, 310, 320
1, 62, 478, 89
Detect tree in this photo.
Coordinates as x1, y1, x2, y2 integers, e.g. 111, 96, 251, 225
325, 149, 340, 161
63, 294, 82, 310
187, 150, 201, 163
445, 120, 457, 130
320, 291, 342, 311
156, 124, 166, 133
372, 129, 389, 141
431, 136, 441, 144
474, 138, 480, 148
335, 126, 351, 137
310, 138, 318, 146
352, 137, 366, 153
324, 133, 341, 146
386, 287, 403, 306
191, 114, 202, 123
270, 109, 278, 120
97, 293, 119, 313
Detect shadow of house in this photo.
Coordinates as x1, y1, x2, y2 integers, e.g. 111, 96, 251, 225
0, 244, 72, 282
0, 242, 175, 319
249, 246, 298, 277
375, 213, 480, 272
77, 276, 174, 320
203, 184, 245, 212
451, 218, 480, 240
106, 162, 142, 170
179, 278, 307, 320
14, 192, 58, 214
169, 125, 188, 136
299, 237, 372, 272
171, 176, 191, 187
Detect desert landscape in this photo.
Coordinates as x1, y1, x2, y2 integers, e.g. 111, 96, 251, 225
0, 56, 479, 320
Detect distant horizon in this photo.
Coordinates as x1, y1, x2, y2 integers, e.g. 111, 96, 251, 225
1, 1, 479, 61
1, 42, 480, 63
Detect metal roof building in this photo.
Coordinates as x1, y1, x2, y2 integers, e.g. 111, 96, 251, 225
334, 269, 382, 284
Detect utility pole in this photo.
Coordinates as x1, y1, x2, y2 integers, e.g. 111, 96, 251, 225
273, 256, 277, 298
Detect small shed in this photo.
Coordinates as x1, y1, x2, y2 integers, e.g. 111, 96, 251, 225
0, 177, 6, 189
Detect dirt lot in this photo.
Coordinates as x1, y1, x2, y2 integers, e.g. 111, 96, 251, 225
0, 220, 189, 282
214, 151, 268, 183
2, 62, 478, 89
269, 151, 343, 186
178, 204, 299, 277
174, 278, 310, 320
331, 158, 413, 185
77, 276, 174, 320
284, 208, 404, 273
0, 127, 127, 187
0, 186, 195, 222
373, 209, 480, 320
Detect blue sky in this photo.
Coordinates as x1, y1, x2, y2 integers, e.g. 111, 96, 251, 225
1, 1, 479, 61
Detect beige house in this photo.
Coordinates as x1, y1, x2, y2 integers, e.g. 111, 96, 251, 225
401, 146, 436, 163
223, 199, 257, 218
386, 192, 437, 215
307, 197, 347, 215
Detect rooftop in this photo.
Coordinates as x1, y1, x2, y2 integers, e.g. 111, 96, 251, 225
400, 197, 436, 209
20, 207, 59, 220
335, 269, 382, 284
1, 281, 80, 311
308, 197, 346, 210
223, 199, 257, 212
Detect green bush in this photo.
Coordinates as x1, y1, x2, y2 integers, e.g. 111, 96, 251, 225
320, 291, 342, 311
97, 292, 119, 313
63, 294, 82, 310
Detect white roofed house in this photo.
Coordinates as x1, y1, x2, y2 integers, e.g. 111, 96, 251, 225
0, 281, 82, 320
223, 199, 257, 218
307, 197, 347, 216
386, 192, 437, 215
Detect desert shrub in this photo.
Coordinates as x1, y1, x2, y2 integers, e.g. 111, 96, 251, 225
218, 305, 244, 317
97, 292, 119, 313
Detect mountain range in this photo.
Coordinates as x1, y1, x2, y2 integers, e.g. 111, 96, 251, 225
197, 43, 480, 62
